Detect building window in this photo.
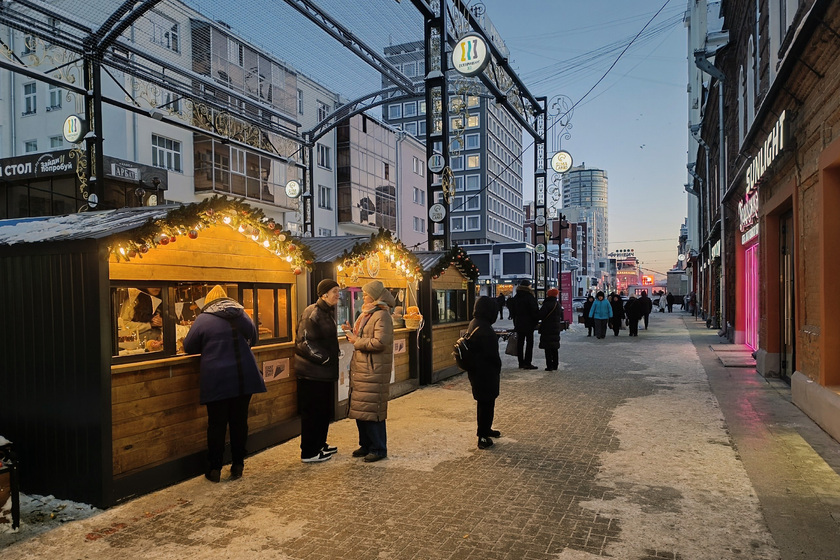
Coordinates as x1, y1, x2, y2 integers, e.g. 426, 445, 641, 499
388, 104, 402, 119
231, 147, 246, 175
466, 133, 480, 149
149, 12, 179, 52
451, 216, 464, 231
50, 136, 63, 148
419, 101, 426, 115
318, 227, 332, 237
418, 120, 426, 135
412, 156, 424, 177
317, 101, 329, 122
151, 134, 182, 172
47, 84, 62, 111
466, 175, 480, 190
413, 187, 425, 205
297, 89, 304, 114
467, 115, 479, 128
413, 216, 425, 233
23, 83, 36, 115
316, 144, 331, 169
228, 38, 244, 66
466, 155, 480, 169
403, 102, 417, 117
454, 176, 464, 192
402, 61, 416, 77
404, 122, 418, 136
383, 162, 390, 181
466, 215, 480, 231
24, 140, 38, 153
318, 184, 332, 209
465, 195, 480, 210
451, 156, 464, 171
21, 33, 36, 55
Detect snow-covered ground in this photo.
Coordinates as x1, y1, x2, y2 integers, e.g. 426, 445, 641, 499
1, 493, 99, 548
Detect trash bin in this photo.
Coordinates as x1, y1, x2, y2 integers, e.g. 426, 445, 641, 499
0, 441, 20, 530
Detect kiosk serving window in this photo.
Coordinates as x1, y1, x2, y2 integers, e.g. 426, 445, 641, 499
432, 289, 468, 324
111, 281, 292, 360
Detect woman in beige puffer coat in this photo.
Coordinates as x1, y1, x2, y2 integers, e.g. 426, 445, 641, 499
342, 280, 394, 462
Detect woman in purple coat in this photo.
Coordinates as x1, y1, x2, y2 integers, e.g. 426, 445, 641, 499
184, 285, 266, 483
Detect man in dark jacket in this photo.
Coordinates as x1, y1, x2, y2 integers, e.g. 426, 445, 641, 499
184, 285, 267, 483
624, 296, 643, 336
466, 296, 502, 449
295, 279, 341, 463
538, 288, 562, 371
495, 293, 506, 320
507, 279, 539, 369
638, 291, 653, 329
666, 292, 675, 313
582, 294, 595, 336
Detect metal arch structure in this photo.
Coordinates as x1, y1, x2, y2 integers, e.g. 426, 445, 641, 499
304, 87, 417, 145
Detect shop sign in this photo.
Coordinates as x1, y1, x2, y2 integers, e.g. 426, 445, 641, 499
742, 223, 759, 245
738, 190, 759, 232
428, 203, 446, 223
104, 155, 168, 190
746, 110, 787, 193
0, 150, 74, 180
451, 33, 490, 77
550, 150, 573, 173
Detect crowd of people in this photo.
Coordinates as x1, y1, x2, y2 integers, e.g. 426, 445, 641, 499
184, 275, 698, 480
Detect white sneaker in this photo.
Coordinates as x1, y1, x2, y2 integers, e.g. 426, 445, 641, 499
322, 444, 338, 455
301, 451, 332, 463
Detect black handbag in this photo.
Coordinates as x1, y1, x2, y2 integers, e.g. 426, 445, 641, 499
504, 332, 518, 356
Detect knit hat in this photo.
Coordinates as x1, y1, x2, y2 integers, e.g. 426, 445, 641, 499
547, 288, 559, 298
317, 279, 340, 298
519, 279, 532, 287
205, 285, 227, 304
362, 280, 386, 301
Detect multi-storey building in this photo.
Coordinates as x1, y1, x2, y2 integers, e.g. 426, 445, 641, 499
382, 40, 525, 246
687, 0, 840, 441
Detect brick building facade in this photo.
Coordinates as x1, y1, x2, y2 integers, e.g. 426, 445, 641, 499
690, 0, 840, 441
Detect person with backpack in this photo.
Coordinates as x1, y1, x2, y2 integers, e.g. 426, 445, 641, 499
538, 288, 562, 371
465, 296, 502, 450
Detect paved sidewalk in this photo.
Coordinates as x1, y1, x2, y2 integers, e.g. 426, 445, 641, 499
3, 312, 840, 559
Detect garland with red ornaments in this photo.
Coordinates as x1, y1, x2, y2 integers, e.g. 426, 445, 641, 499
335, 228, 423, 281
108, 195, 315, 273
429, 245, 479, 282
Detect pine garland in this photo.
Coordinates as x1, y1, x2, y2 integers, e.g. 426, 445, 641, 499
336, 228, 422, 281
429, 244, 480, 282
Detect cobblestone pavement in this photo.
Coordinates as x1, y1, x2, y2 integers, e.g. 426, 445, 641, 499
4, 312, 840, 559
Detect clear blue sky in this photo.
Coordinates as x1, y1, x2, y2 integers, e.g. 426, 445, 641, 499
479, 0, 689, 278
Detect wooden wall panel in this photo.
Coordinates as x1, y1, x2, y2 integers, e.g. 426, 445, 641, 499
432, 322, 469, 371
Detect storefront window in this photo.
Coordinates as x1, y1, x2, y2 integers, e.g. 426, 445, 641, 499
432, 289, 468, 324
111, 281, 291, 362
337, 287, 363, 330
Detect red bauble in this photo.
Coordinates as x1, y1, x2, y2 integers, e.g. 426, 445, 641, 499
159, 236, 169, 245
139, 245, 149, 254
188, 230, 199, 239
168, 235, 177, 242
128, 249, 137, 258
288, 244, 296, 251
293, 267, 303, 275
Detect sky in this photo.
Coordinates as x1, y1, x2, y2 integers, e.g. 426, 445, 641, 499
477, 0, 691, 278
188, 0, 690, 278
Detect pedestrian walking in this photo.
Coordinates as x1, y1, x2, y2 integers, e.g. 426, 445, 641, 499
538, 288, 562, 371
506, 279, 539, 369
183, 285, 267, 483
294, 279, 341, 464
465, 296, 502, 450
638, 290, 653, 329
658, 290, 668, 313
588, 291, 612, 339
495, 292, 506, 320
582, 294, 596, 336
342, 280, 395, 463
666, 292, 675, 313
609, 293, 625, 337
624, 295, 642, 336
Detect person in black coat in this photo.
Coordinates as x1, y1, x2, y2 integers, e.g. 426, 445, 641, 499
582, 294, 595, 336
506, 279, 539, 369
294, 279, 341, 463
624, 296, 643, 336
638, 291, 653, 329
666, 292, 675, 313
466, 296, 502, 450
538, 288, 562, 371
609, 293, 626, 336
183, 285, 267, 482
495, 293, 506, 320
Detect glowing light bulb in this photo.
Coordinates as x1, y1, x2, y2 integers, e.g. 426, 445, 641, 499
119, 247, 126, 256
337, 265, 343, 272
286, 256, 293, 262
223, 216, 232, 224
263, 240, 270, 248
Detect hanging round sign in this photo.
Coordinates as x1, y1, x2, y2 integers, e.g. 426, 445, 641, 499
535, 243, 546, 254
535, 215, 546, 227
428, 153, 445, 174
285, 180, 301, 198
62, 114, 87, 144
428, 203, 447, 223
451, 33, 491, 77
550, 150, 573, 173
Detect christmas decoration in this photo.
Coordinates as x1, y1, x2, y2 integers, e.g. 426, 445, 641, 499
107, 195, 315, 270
335, 228, 422, 282
427, 245, 480, 282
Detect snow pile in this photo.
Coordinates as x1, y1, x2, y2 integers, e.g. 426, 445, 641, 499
0, 494, 99, 547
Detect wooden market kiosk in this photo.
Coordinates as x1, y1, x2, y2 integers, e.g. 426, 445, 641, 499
305, 231, 422, 414
0, 198, 314, 507
415, 248, 479, 384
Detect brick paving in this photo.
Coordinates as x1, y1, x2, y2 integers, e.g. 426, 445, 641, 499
4, 312, 840, 559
